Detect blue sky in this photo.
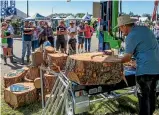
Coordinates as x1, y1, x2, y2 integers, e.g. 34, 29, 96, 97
15, 1, 156, 17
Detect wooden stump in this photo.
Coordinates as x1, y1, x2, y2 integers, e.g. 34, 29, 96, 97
47, 53, 68, 70
44, 46, 56, 64
3, 67, 29, 88
44, 73, 56, 93
24, 66, 40, 82
31, 50, 44, 67
4, 82, 37, 108
65, 52, 124, 85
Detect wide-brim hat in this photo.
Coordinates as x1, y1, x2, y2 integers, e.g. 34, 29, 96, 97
114, 15, 137, 29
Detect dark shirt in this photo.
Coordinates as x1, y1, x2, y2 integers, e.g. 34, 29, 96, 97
23, 26, 32, 41
68, 38, 76, 50
46, 27, 53, 37
56, 25, 66, 39
6, 31, 13, 44
78, 25, 85, 37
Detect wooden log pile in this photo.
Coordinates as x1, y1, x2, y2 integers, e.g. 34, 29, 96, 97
3, 67, 29, 88
65, 52, 124, 85
47, 53, 68, 70
4, 82, 37, 108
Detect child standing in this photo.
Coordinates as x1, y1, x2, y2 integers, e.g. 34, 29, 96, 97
68, 32, 76, 55
1, 22, 12, 64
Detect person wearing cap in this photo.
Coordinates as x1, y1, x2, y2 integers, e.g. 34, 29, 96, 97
67, 21, 77, 53
77, 20, 85, 53
84, 21, 94, 52
56, 20, 67, 53
114, 15, 159, 115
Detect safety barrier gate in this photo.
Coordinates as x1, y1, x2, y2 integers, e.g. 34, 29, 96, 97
40, 66, 71, 115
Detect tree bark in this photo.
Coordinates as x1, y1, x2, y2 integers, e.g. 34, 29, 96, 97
44, 73, 56, 94
3, 67, 29, 88
4, 82, 37, 108
65, 52, 124, 85
24, 66, 40, 82
47, 53, 68, 70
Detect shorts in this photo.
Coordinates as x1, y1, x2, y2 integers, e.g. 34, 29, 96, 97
78, 36, 84, 44
7, 38, 13, 48
56, 38, 65, 50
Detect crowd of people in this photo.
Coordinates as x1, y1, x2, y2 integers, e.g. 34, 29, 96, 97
1, 19, 94, 65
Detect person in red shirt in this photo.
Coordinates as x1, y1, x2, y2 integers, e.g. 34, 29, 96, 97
84, 21, 94, 52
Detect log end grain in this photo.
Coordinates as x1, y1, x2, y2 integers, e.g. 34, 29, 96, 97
48, 53, 68, 70
65, 52, 124, 85
3, 67, 29, 88
4, 82, 37, 108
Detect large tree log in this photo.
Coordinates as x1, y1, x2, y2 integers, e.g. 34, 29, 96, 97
44, 73, 56, 93
43, 46, 56, 64
47, 53, 68, 70
24, 66, 40, 82
65, 52, 124, 85
3, 67, 29, 88
4, 82, 37, 108
31, 50, 44, 67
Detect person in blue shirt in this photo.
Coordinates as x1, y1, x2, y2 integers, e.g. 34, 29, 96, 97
115, 15, 159, 115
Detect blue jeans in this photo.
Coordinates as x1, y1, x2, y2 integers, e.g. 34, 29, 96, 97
85, 38, 91, 52
22, 41, 31, 58
32, 40, 39, 52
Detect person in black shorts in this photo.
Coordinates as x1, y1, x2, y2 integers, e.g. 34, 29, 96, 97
77, 21, 85, 53
56, 20, 67, 53
68, 32, 76, 55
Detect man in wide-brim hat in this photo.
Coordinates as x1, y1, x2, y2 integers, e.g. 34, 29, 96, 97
115, 15, 159, 115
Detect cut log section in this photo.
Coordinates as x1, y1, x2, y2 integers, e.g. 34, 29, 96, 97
31, 50, 44, 67
65, 52, 124, 85
4, 82, 37, 108
43, 46, 56, 63
3, 67, 29, 88
47, 53, 68, 70
24, 66, 40, 82
44, 73, 56, 93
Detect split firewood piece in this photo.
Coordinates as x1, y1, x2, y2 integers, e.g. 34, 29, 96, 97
3, 67, 29, 88
34, 78, 41, 89
47, 53, 68, 70
4, 82, 37, 108
65, 52, 125, 85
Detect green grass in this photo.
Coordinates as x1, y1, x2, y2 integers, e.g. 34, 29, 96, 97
1, 89, 159, 115
1, 96, 42, 115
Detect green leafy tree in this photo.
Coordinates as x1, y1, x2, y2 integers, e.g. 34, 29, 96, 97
75, 13, 85, 18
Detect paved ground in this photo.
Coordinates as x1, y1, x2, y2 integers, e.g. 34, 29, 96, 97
0, 33, 98, 76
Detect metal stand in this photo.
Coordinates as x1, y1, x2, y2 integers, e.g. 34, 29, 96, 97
40, 65, 71, 115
